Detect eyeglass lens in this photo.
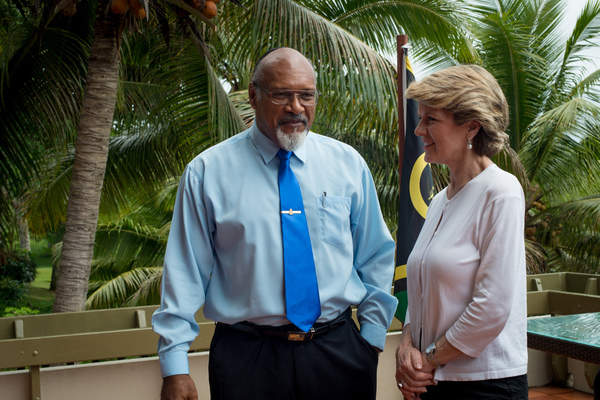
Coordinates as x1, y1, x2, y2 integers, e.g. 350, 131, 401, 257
266, 89, 319, 106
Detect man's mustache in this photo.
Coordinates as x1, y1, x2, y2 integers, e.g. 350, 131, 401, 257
278, 114, 308, 126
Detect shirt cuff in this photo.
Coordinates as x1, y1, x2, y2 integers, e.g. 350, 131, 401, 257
159, 350, 190, 378
360, 322, 388, 351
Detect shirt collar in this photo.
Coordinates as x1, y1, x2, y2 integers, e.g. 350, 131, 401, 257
250, 122, 308, 165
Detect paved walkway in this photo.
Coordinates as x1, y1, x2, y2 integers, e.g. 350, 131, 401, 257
529, 385, 594, 399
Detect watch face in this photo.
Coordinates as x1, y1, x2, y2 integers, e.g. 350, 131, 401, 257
426, 343, 436, 354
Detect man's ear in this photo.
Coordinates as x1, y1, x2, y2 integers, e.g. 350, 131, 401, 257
249, 83, 258, 110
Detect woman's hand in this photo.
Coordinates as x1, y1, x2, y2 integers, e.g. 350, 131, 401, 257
395, 326, 435, 399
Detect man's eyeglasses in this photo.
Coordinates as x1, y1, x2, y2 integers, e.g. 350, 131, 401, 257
254, 84, 320, 106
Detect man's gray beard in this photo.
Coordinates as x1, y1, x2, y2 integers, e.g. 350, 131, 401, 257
276, 126, 308, 151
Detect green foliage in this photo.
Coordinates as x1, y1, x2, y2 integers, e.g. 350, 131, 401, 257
2, 0, 600, 309
16, 279, 54, 315
0, 0, 94, 245
0, 278, 28, 312
0, 249, 37, 313
446, 0, 600, 273
0, 250, 37, 283
2, 306, 40, 317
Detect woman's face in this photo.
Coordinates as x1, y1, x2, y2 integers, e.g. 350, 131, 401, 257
414, 104, 472, 168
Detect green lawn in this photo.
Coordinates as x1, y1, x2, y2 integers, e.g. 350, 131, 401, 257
16, 239, 55, 314
29, 238, 53, 270
20, 280, 54, 314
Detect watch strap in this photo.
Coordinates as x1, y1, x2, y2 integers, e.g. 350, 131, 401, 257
425, 342, 445, 369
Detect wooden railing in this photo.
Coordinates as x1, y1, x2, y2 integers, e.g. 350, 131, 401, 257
2, 272, 599, 399
526, 272, 599, 295
0, 306, 403, 400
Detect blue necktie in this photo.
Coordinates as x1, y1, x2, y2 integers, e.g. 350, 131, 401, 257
277, 149, 321, 332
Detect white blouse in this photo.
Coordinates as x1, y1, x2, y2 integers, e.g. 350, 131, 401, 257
405, 164, 528, 381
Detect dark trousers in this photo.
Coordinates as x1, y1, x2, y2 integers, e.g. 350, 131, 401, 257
208, 317, 379, 400
420, 374, 529, 400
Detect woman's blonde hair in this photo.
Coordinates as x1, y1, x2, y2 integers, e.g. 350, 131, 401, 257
405, 64, 509, 157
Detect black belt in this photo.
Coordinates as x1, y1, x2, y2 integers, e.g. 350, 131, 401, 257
219, 307, 351, 342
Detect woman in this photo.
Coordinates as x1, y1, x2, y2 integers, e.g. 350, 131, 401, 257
395, 65, 528, 400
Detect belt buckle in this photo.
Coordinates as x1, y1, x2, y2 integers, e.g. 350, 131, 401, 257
287, 327, 315, 341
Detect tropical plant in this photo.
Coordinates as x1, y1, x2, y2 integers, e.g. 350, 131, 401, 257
463, 0, 600, 273
6, 0, 599, 310
0, 249, 37, 313
1, 0, 227, 312
3, 0, 475, 309
0, 0, 91, 250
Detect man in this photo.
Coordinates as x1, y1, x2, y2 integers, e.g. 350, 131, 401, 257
152, 47, 397, 400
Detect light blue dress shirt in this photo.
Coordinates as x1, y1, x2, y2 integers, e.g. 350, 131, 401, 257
151, 123, 398, 377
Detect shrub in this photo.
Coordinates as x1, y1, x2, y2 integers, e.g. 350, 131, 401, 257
0, 277, 28, 313
0, 250, 36, 314
0, 250, 37, 283
2, 306, 40, 317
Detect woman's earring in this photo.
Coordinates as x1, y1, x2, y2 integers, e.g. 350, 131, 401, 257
467, 138, 473, 150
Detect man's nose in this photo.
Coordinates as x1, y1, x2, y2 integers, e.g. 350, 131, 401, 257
286, 94, 305, 113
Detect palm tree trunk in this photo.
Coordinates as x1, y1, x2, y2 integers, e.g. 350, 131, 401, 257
13, 197, 30, 252
17, 217, 30, 252
53, 0, 121, 312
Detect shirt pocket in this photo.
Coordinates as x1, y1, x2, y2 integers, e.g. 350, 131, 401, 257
316, 196, 351, 248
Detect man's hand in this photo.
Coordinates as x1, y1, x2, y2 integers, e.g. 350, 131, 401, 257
160, 374, 198, 400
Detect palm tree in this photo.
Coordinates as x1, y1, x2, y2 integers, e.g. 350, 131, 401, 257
2, 0, 223, 312
462, 0, 600, 273
51, 0, 125, 312
63, 0, 477, 308
85, 0, 600, 308
0, 0, 91, 250
10, 0, 599, 309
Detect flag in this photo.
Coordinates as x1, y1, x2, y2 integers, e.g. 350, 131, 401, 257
393, 55, 433, 325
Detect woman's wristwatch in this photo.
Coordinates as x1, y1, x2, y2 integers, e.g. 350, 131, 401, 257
425, 342, 446, 369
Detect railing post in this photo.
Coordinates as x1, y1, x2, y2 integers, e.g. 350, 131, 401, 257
15, 319, 24, 338
30, 365, 41, 400
136, 310, 147, 328
585, 278, 598, 295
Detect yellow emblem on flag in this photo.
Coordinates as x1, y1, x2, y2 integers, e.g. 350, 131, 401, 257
409, 153, 430, 220
394, 264, 407, 282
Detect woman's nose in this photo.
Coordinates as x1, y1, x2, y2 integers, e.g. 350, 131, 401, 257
414, 120, 425, 136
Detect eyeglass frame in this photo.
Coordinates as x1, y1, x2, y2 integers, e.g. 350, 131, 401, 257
253, 83, 320, 106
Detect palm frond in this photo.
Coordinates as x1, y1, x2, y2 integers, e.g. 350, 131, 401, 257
561, 0, 600, 75
0, 4, 93, 244
530, 195, 600, 273
520, 97, 600, 196
569, 67, 600, 102
307, 0, 477, 64
469, 8, 547, 149
93, 215, 169, 273
122, 267, 163, 306
86, 267, 163, 309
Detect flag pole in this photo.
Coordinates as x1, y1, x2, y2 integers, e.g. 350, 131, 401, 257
397, 34, 408, 196
393, 35, 432, 324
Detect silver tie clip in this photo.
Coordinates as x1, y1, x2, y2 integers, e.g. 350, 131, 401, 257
282, 209, 302, 215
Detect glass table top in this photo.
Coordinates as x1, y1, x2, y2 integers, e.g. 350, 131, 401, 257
527, 312, 600, 347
